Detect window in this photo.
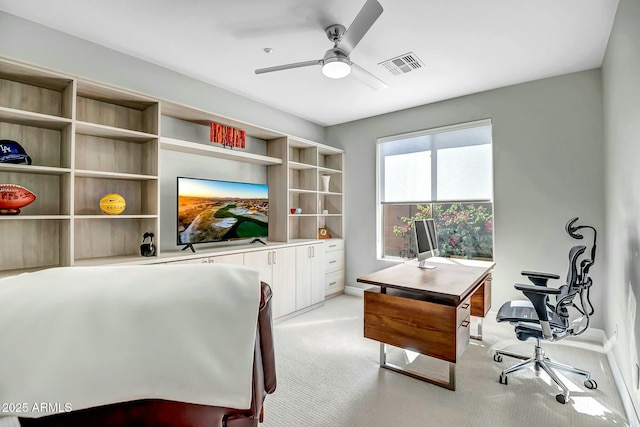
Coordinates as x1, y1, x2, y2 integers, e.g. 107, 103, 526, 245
377, 120, 494, 260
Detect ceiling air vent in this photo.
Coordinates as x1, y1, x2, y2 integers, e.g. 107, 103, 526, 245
379, 52, 424, 76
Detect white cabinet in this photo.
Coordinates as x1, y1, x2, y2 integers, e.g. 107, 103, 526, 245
209, 253, 244, 265
295, 243, 325, 309
165, 253, 244, 265
244, 247, 296, 319
165, 257, 209, 265
324, 238, 345, 296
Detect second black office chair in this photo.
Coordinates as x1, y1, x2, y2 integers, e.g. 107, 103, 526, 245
494, 217, 597, 404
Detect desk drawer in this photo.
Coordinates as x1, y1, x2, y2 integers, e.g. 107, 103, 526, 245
457, 297, 471, 327
364, 288, 467, 363
325, 250, 344, 273
457, 315, 471, 359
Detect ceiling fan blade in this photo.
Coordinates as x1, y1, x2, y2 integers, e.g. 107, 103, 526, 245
351, 62, 388, 91
338, 0, 383, 55
255, 60, 322, 74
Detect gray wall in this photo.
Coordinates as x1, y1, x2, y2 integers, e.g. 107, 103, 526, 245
602, 0, 640, 411
326, 69, 605, 328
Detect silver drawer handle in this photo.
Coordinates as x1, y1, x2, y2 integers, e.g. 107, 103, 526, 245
461, 320, 470, 327
329, 245, 337, 248
329, 260, 337, 264
461, 303, 470, 309
329, 281, 337, 286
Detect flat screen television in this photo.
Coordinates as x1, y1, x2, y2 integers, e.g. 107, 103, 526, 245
177, 177, 268, 248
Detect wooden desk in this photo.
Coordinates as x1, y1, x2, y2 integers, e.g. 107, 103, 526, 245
358, 257, 494, 390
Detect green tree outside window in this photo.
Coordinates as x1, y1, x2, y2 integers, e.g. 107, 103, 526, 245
392, 203, 493, 260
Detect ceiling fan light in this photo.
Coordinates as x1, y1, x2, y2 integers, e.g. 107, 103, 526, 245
322, 60, 351, 79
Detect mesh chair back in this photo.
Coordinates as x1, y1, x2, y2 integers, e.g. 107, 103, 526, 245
556, 245, 586, 318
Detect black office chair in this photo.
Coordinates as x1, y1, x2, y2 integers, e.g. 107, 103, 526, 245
493, 217, 597, 404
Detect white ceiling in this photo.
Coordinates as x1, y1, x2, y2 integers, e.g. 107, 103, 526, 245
0, 0, 618, 127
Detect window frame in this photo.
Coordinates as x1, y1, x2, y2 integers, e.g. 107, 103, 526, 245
376, 118, 493, 260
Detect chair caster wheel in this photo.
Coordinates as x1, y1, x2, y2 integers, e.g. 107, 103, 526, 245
584, 379, 597, 389
499, 374, 508, 385
494, 353, 503, 362
555, 394, 568, 404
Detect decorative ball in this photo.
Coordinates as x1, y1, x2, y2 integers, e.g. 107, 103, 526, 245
100, 193, 126, 215
0, 184, 37, 215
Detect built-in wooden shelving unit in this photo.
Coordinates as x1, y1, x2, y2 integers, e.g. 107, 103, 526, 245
0, 56, 345, 296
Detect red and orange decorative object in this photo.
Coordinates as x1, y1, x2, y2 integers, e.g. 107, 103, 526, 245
210, 122, 246, 149
0, 184, 37, 215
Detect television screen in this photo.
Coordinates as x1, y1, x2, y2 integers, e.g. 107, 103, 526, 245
177, 177, 268, 245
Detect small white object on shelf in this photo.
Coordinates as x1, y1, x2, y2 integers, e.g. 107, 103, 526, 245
321, 174, 331, 192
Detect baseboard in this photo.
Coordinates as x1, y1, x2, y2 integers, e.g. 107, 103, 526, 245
606, 337, 640, 427
344, 285, 365, 297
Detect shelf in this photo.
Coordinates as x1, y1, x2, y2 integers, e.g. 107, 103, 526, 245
0, 60, 73, 91
318, 166, 342, 174
0, 164, 71, 175
76, 80, 157, 110
76, 121, 157, 142
160, 137, 282, 165
73, 254, 154, 266
319, 213, 342, 217
319, 191, 343, 195
289, 214, 318, 217
0, 215, 71, 220
289, 137, 317, 149
161, 101, 284, 140
74, 214, 158, 219
74, 169, 159, 180
0, 106, 71, 130
318, 146, 343, 155
289, 188, 317, 194
289, 161, 317, 170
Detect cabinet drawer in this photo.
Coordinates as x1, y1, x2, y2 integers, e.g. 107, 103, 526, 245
324, 239, 344, 253
325, 270, 345, 294
325, 250, 344, 273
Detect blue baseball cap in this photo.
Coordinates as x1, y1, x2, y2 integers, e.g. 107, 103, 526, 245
0, 140, 32, 165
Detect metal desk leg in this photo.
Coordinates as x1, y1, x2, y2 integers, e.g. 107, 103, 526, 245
379, 343, 456, 390
470, 317, 483, 341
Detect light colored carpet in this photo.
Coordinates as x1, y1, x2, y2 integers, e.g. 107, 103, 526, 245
262, 294, 629, 427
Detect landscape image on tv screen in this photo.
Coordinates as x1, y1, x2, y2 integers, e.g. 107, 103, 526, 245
177, 177, 268, 245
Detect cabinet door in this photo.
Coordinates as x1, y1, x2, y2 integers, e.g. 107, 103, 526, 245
295, 245, 312, 310
310, 243, 325, 305
209, 253, 244, 265
243, 250, 272, 284
271, 247, 296, 318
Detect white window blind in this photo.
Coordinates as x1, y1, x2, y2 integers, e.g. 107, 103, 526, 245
379, 121, 493, 203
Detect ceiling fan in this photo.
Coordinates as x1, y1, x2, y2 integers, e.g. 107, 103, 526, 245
255, 0, 388, 91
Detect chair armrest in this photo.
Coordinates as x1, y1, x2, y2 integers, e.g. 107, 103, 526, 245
514, 283, 560, 324
514, 283, 562, 295
521, 271, 560, 286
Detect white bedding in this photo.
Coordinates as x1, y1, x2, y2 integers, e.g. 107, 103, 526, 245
0, 263, 261, 418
